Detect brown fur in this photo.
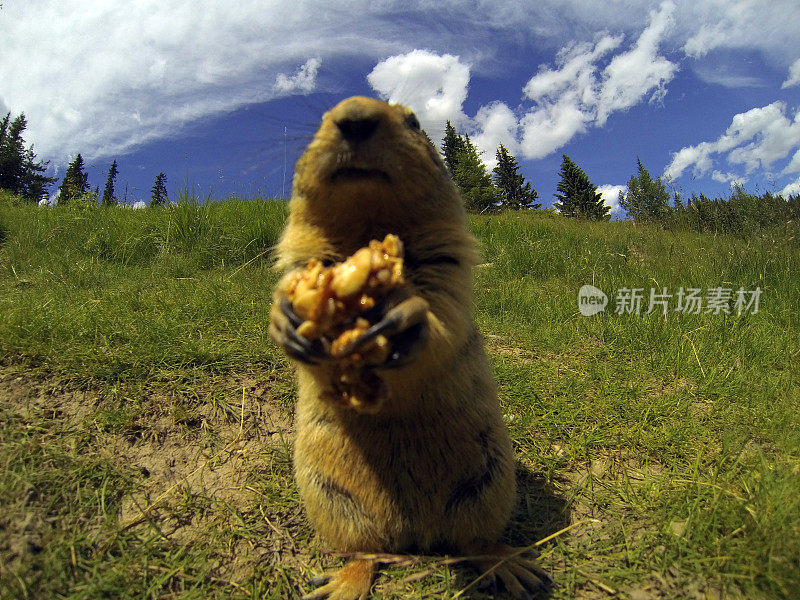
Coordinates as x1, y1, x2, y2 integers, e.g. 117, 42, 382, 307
271, 97, 541, 598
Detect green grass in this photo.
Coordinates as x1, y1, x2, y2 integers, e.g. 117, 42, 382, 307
1, 197, 798, 599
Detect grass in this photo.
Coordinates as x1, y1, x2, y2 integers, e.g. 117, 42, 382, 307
1, 195, 798, 599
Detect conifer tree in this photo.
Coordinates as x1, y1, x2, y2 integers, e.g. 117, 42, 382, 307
493, 144, 540, 210
0, 112, 56, 201
101, 159, 119, 207
58, 154, 89, 205
620, 158, 670, 222
150, 172, 168, 207
553, 154, 609, 220
453, 136, 498, 213
441, 120, 466, 176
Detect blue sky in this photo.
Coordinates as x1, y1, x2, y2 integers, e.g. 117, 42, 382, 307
2, 1, 799, 216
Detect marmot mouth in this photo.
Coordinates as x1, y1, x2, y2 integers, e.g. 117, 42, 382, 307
330, 167, 391, 184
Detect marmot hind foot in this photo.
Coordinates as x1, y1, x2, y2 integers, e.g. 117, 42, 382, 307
469, 543, 552, 599
302, 559, 375, 600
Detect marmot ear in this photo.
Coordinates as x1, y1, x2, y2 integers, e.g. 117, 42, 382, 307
405, 113, 421, 131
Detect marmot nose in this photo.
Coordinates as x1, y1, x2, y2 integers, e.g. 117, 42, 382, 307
335, 116, 379, 143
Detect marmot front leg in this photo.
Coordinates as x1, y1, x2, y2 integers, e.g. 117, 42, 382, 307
269, 292, 331, 365
335, 291, 430, 368
302, 558, 375, 600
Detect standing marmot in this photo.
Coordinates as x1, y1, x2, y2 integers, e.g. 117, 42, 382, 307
269, 96, 548, 599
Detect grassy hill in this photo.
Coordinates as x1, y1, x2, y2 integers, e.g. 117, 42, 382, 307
1, 196, 798, 599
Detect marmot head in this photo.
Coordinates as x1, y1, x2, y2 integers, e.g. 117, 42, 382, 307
293, 97, 456, 215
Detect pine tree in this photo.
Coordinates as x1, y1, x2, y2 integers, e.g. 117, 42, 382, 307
441, 120, 466, 176
101, 159, 119, 207
0, 112, 56, 201
492, 144, 540, 210
553, 154, 609, 220
620, 158, 671, 222
150, 172, 168, 207
58, 154, 89, 205
453, 136, 498, 213
0, 113, 23, 193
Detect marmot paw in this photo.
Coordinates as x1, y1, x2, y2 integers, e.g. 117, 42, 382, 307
302, 559, 375, 600
269, 296, 330, 365
336, 293, 429, 368
471, 543, 552, 599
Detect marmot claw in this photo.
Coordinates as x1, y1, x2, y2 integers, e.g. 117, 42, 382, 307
269, 295, 331, 365
335, 294, 429, 367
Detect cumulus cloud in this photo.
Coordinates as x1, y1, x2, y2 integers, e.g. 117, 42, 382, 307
682, 1, 800, 60
664, 102, 800, 181
523, 35, 622, 104
711, 170, 747, 186
275, 58, 321, 94
364, 3, 677, 165
520, 95, 592, 160
597, 184, 627, 219
367, 49, 470, 146
783, 149, 800, 175
470, 102, 519, 169
1, 2, 359, 163
779, 178, 800, 198
518, 2, 677, 159
782, 58, 800, 89
595, 2, 677, 124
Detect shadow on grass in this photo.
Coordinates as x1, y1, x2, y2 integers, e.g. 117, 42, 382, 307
442, 463, 568, 599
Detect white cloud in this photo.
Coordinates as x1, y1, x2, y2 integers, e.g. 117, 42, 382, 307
275, 58, 321, 94
682, 1, 800, 60
523, 35, 622, 104
664, 143, 715, 180
782, 58, 800, 89
367, 49, 470, 147
597, 184, 627, 219
516, 3, 677, 159
520, 95, 591, 160
2, 0, 798, 173
779, 177, 800, 198
595, 1, 677, 124
783, 149, 800, 175
711, 170, 747, 186
692, 65, 766, 88
470, 102, 519, 169
3, 2, 478, 165
664, 102, 800, 181
364, 3, 677, 165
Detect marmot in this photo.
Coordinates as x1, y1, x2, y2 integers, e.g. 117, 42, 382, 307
270, 96, 548, 599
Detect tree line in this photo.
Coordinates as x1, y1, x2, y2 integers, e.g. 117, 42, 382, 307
3, 109, 799, 235
0, 111, 169, 207
440, 120, 610, 219
618, 157, 800, 235
55, 153, 169, 208
440, 120, 800, 234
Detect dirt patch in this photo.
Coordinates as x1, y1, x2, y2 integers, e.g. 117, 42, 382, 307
0, 363, 309, 590
0, 366, 102, 424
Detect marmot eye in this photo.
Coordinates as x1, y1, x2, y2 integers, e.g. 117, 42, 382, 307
405, 113, 421, 130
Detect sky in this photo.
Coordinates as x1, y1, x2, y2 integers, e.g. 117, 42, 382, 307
2, 0, 800, 217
